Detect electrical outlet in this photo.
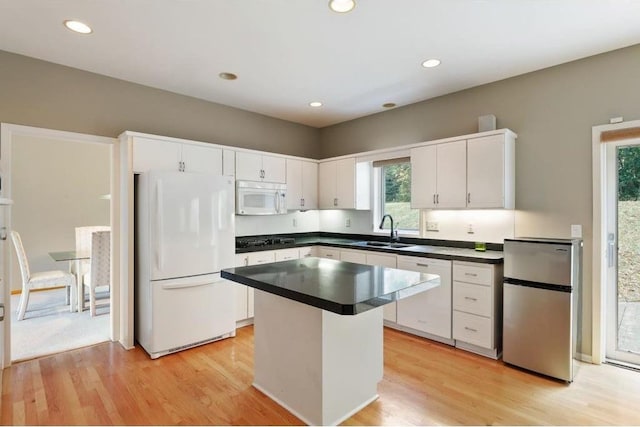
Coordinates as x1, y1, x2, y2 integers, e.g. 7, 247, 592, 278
345, 218, 351, 228
292, 218, 298, 227
426, 221, 439, 231
571, 224, 582, 238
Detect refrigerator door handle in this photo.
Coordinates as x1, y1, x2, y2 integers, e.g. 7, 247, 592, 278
155, 180, 164, 272
161, 280, 216, 290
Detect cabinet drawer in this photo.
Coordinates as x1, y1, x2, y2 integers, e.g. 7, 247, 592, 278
453, 263, 492, 285
453, 311, 492, 349
318, 248, 340, 260
274, 248, 299, 262
299, 246, 315, 258
453, 281, 492, 317
247, 251, 275, 265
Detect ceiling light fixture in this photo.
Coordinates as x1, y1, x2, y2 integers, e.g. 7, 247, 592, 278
382, 103, 397, 108
329, 0, 356, 13
422, 59, 441, 68
309, 101, 323, 107
63, 20, 92, 34
219, 72, 238, 80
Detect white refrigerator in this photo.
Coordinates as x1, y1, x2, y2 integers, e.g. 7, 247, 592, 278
135, 171, 235, 359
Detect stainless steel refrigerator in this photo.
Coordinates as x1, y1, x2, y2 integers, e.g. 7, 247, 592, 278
503, 238, 582, 382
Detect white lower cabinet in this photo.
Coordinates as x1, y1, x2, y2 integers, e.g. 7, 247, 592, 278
234, 251, 276, 324
452, 261, 503, 359
317, 247, 340, 260
340, 249, 367, 264
395, 257, 453, 343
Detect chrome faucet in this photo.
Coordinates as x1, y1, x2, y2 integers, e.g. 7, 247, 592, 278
379, 214, 399, 243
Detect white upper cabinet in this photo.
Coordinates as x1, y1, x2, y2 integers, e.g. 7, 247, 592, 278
411, 130, 516, 209
236, 151, 286, 183
132, 136, 222, 174
318, 157, 370, 210
466, 134, 515, 209
286, 159, 318, 210
411, 140, 466, 209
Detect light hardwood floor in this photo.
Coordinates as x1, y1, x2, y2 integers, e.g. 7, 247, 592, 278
2, 325, 640, 425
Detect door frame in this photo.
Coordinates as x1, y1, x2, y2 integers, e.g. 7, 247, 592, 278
592, 118, 640, 365
0, 123, 124, 368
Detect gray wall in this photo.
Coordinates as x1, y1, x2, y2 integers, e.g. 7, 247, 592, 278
0, 50, 320, 158
319, 43, 640, 357
11, 135, 110, 292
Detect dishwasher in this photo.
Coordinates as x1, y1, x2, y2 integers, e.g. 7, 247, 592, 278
502, 238, 582, 382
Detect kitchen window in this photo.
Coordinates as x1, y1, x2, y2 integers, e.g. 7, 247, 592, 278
373, 158, 420, 234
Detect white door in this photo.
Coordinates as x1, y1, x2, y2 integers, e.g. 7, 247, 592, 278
182, 143, 223, 175
436, 140, 467, 208
410, 145, 437, 208
318, 161, 337, 208
236, 152, 263, 181
133, 137, 180, 172
397, 257, 452, 339
261, 155, 286, 183
150, 172, 234, 280
467, 135, 505, 208
605, 139, 640, 366
335, 157, 355, 209
301, 161, 318, 210
286, 158, 303, 210
151, 275, 234, 353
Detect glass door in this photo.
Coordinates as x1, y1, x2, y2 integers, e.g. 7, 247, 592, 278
605, 141, 640, 366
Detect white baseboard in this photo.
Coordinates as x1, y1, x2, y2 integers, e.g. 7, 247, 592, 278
577, 352, 593, 363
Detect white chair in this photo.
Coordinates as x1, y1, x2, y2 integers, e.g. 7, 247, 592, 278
10, 231, 76, 321
73, 226, 110, 277
82, 230, 110, 316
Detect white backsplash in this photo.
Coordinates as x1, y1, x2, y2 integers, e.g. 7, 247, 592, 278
319, 210, 373, 234
236, 208, 515, 244
422, 209, 515, 243
235, 210, 320, 236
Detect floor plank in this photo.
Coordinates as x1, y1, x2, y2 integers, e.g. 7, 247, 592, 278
2, 326, 640, 425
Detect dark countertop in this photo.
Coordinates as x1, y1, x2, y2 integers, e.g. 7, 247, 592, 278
221, 257, 440, 315
236, 233, 504, 264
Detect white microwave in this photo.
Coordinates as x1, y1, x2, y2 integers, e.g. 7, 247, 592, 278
236, 180, 287, 215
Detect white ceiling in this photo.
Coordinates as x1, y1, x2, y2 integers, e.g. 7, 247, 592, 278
1, 0, 639, 128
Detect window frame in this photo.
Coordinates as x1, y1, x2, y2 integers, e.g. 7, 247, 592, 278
372, 160, 421, 237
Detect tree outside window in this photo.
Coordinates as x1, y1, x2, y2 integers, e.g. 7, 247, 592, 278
380, 162, 419, 231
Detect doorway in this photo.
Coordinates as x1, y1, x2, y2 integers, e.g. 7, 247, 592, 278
605, 139, 640, 367
0, 123, 119, 367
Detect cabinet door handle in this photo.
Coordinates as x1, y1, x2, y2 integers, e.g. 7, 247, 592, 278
333, 198, 338, 207
301, 198, 304, 207
433, 194, 436, 204
464, 326, 478, 333
325, 254, 334, 258
467, 193, 471, 203
464, 272, 478, 277
416, 263, 430, 268
464, 296, 478, 301
436, 194, 439, 204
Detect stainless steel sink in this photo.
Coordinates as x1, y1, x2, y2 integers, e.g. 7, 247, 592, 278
356, 241, 416, 249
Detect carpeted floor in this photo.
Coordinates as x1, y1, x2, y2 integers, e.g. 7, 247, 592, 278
10, 288, 110, 361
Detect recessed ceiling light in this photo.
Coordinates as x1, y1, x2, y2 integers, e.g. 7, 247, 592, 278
382, 103, 397, 108
422, 59, 441, 68
309, 101, 323, 108
219, 72, 238, 80
329, 0, 356, 13
64, 20, 92, 34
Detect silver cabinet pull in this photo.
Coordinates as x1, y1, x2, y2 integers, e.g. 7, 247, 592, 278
433, 194, 436, 204
0, 227, 7, 241
467, 193, 471, 203
301, 198, 304, 207
436, 194, 439, 204
464, 296, 478, 301
464, 326, 478, 333
333, 198, 338, 207
416, 263, 429, 268
464, 272, 478, 277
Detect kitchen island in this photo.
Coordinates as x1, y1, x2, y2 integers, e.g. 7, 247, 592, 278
222, 257, 439, 425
